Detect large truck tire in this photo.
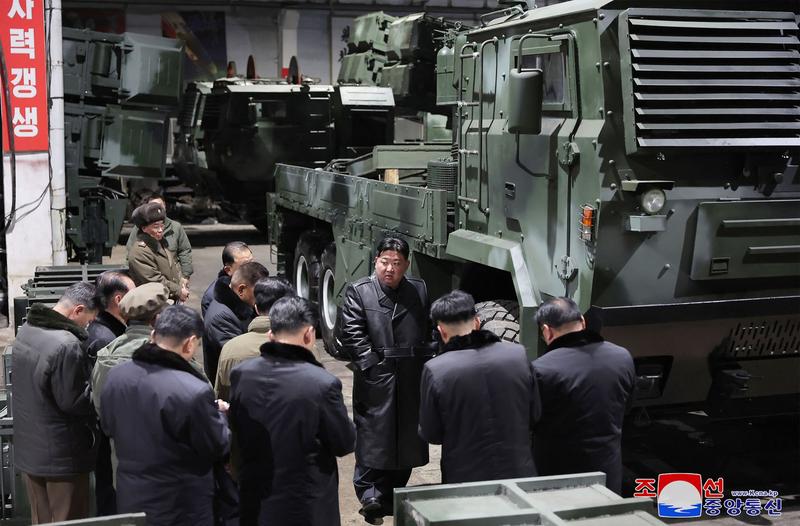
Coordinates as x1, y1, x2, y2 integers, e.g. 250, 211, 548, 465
318, 242, 343, 358
476, 299, 520, 343
292, 231, 329, 303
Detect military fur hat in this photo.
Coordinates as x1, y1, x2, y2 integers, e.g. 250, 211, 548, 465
120, 282, 169, 321
130, 202, 166, 228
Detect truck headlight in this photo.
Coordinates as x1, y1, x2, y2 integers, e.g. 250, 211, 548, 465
640, 188, 666, 215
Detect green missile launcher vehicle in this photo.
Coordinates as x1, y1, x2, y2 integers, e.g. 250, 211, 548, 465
62, 28, 183, 262
269, 0, 800, 415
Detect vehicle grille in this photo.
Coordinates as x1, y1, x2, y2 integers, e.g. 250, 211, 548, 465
621, 8, 800, 149
724, 317, 800, 359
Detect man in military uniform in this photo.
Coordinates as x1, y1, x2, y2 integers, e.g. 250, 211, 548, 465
126, 192, 193, 283
128, 202, 189, 302
337, 237, 431, 525
90, 282, 170, 516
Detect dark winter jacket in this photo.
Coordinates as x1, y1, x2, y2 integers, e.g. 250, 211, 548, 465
419, 330, 539, 483
337, 274, 431, 470
203, 278, 255, 380
202, 270, 228, 316
100, 343, 230, 526
532, 330, 635, 494
84, 310, 126, 361
230, 341, 355, 526
12, 303, 97, 476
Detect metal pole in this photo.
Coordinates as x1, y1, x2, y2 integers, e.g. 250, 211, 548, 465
47, 0, 67, 265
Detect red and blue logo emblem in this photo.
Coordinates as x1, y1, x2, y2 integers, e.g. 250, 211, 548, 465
657, 473, 703, 518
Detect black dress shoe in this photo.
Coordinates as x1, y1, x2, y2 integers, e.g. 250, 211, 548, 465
359, 497, 384, 525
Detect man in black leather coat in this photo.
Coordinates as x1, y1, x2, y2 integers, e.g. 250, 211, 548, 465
337, 237, 431, 524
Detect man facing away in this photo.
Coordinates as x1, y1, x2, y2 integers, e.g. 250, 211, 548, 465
419, 290, 540, 484
101, 305, 230, 526
84, 271, 135, 362
215, 276, 294, 401
337, 236, 432, 524
90, 282, 170, 516
12, 282, 100, 523
204, 261, 269, 380
202, 241, 254, 315
230, 296, 355, 526
532, 297, 636, 494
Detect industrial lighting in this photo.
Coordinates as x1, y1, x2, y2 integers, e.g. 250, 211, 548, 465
640, 187, 666, 215
579, 204, 596, 242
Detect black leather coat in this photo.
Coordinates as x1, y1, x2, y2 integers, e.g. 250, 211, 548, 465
337, 274, 430, 470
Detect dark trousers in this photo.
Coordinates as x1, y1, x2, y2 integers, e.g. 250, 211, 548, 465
95, 432, 117, 515
353, 462, 411, 506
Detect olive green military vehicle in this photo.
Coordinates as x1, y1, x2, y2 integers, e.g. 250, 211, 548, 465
269, 0, 800, 415
62, 28, 183, 262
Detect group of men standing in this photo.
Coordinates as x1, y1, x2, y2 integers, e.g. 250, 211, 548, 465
10, 219, 636, 526
337, 237, 636, 525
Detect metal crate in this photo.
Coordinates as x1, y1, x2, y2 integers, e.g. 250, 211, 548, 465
394, 473, 665, 526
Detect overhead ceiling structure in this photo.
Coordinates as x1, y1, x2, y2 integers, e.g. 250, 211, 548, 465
63, 0, 506, 16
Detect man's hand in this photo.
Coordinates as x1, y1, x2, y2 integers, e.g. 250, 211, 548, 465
179, 285, 190, 302
216, 399, 230, 413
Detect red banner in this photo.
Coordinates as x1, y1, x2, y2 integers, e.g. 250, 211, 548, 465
1, 0, 48, 152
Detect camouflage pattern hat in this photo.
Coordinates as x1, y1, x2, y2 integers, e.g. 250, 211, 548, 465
130, 201, 166, 228
120, 282, 169, 321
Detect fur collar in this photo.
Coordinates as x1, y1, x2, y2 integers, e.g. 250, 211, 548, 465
132, 343, 207, 382
260, 341, 323, 368
546, 329, 604, 353
26, 303, 88, 341
214, 278, 255, 321
441, 329, 501, 354
93, 310, 127, 338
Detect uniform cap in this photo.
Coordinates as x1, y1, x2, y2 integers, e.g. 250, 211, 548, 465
130, 202, 166, 228
120, 282, 169, 321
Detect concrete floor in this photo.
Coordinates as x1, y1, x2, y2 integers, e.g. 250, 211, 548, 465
3, 223, 796, 525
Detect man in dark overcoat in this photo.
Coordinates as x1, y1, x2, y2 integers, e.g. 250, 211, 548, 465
419, 290, 539, 484
202, 241, 254, 315
230, 296, 355, 526
13, 282, 100, 523
203, 261, 269, 380
337, 236, 431, 524
532, 297, 636, 494
100, 305, 230, 526
84, 270, 135, 362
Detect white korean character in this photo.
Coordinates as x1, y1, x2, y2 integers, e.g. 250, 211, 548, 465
7, 0, 33, 20
9, 28, 35, 59
10, 67, 35, 98
12, 106, 37, 137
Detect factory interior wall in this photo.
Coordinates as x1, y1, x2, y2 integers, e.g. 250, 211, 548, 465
120, 6, 481, 85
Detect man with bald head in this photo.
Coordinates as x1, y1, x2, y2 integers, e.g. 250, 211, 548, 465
202, 241, 254, 315
203, 260, 269, 380
531, 296, 635, 494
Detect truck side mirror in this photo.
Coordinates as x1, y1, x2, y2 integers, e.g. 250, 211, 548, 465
507, 68, 543, 135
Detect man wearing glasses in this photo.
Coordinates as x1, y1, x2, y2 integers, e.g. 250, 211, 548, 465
128, 201, 190, 303
337, 236, 432, 525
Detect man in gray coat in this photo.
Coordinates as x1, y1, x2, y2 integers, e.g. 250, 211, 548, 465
532, 297, 636, 494
12, 282, 100, 523
419, 290, 539, 484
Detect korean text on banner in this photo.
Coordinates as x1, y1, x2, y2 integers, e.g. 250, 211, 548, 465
1, 0, 48, 152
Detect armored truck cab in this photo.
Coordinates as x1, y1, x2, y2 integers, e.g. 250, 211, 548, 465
270, 0, 800, 414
